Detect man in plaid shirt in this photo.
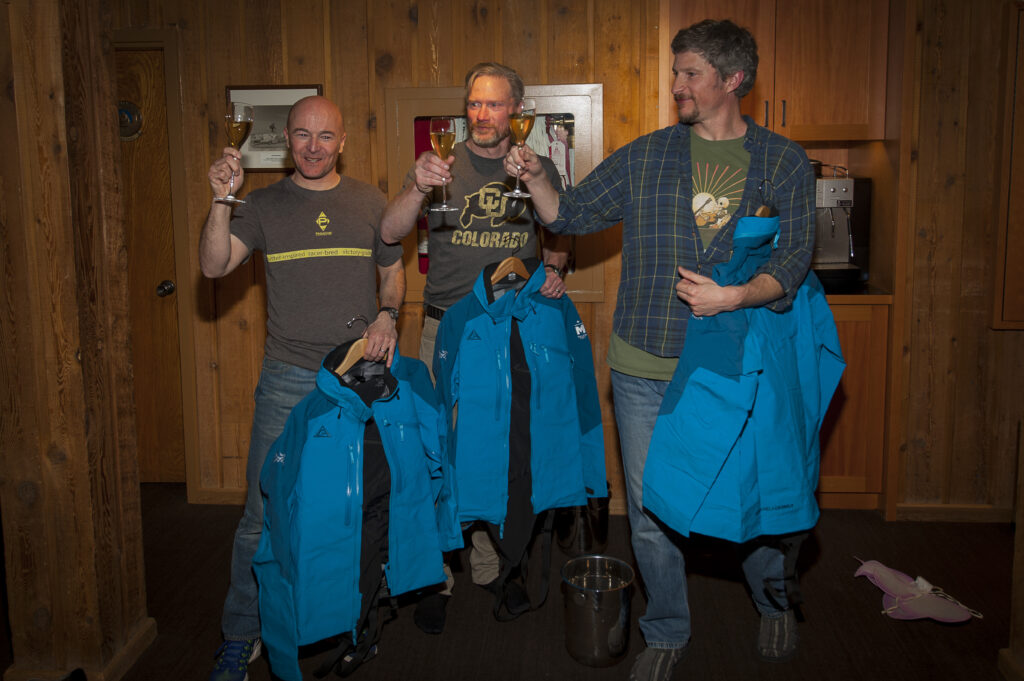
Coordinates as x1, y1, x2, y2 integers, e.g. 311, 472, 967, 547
509, 19, 815, 681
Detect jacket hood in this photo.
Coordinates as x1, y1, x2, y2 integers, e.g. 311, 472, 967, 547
471, 257, 545, 323
316, 341, 402, 421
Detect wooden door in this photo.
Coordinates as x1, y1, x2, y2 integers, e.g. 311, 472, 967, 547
116, 48, 186, 482
666, 0, 776, 127
773, 0, 889, 140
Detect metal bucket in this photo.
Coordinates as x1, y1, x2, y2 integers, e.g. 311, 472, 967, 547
561, 555, 634, 667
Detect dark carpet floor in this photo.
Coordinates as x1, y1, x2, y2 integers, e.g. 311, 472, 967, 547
119, 484, 1012, 681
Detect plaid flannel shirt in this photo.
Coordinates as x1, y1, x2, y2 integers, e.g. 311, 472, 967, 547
549, 117, 814, 357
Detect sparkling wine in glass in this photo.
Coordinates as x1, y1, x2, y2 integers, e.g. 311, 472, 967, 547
429, 117, 458, 213
216, 102, 255, 205
503, 99, 536, 200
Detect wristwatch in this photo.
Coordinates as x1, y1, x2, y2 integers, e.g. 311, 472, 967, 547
379, 306, 400, 321
545, 263, 566, 277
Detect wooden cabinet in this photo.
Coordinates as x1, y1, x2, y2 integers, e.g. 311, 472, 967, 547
666, 0, 888, 141
817, 299, 889, 510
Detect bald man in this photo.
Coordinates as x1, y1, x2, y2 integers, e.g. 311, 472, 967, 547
202, 96, 406, 681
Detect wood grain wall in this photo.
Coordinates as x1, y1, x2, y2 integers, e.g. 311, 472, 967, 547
107, 0, 661, 509
893, 0, 1024, 518
0, 0, 156, 677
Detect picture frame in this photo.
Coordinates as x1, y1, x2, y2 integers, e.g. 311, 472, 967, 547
224, 85, 323, 171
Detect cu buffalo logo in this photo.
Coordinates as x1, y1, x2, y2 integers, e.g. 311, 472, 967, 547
459, 182, 527, 228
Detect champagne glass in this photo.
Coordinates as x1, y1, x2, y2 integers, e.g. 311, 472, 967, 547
429, 117, 458, 213
216, 102, 255, 205
503, 98, 536, 200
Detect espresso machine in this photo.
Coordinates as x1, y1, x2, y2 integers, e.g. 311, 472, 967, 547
811, 164, 871, 292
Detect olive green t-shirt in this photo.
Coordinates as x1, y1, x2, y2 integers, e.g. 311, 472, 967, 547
690, 134, 750, 250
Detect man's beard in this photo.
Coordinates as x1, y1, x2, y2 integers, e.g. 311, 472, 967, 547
676, 97, 701, 125
469, 122, 510, 148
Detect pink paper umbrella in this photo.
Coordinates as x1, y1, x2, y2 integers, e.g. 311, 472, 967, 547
854, 559, 983, 623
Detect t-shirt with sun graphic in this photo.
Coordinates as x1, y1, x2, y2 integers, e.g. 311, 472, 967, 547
689, 134, 750, 251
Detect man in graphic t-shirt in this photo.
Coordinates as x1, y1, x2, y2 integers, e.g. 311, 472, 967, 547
201, 95, 405, 681
380, 62, 570, 634
508, 19, 815, 681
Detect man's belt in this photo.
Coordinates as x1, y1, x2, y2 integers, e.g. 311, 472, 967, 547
424, 304, 446, 321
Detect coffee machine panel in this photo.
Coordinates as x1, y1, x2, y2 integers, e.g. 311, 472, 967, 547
812, 174, 871, 292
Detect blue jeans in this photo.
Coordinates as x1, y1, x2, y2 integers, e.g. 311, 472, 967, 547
610, 370, 787, 650
221, 357, 318, 640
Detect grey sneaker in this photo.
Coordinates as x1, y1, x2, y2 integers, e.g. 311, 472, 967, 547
629, 646, 686, 681
758, 609, 798, 661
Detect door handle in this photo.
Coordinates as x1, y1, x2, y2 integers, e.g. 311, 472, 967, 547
156, 280, 176, 297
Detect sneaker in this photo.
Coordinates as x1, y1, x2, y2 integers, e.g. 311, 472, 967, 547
413, 593, 449, 635
209, 638, 261, 681
629, 646, 686, 681
758, 609, 798, 661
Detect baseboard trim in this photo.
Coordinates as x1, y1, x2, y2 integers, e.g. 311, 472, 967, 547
892, 503, 1014, 523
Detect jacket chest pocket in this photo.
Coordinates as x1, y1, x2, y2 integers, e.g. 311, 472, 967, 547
525, 342, 573, 410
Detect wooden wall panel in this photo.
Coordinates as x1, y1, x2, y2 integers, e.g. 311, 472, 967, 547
452, 0, 503, 73
904, 0, 969, 504
547, 1, 593, 83
329, 0, 373, 186
368, 1, 420, 193
895, 0, 1024, 515
502, 0, 546, 82
0, 0, 156, 676
282, 0, 328, 85
949, 0, 1017, 507
243, 0, 285, 84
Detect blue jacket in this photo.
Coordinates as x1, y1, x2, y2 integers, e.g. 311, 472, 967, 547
643, 216, 845, 544
252, 348, 450, 681
433, 261, 607, 540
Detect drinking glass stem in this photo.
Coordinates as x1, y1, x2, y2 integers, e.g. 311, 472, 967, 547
514, 143, 524, 192
227, 172, 236, 198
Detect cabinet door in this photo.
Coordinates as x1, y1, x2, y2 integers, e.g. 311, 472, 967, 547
818, 303, 888, 508
773, 0, 888, 140
666, 0, 776, 126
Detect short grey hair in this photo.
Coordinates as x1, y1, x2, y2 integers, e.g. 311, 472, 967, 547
464, 62, 524, 104
671, 19, 758, 99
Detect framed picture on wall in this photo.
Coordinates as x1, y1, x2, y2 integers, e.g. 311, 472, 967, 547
224, 85, 322, 171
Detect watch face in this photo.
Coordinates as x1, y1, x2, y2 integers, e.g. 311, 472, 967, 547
383, 307, 399, 320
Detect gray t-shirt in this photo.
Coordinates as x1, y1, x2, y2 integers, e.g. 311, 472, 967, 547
409, 143, 561, 308
230, 176, 401, 370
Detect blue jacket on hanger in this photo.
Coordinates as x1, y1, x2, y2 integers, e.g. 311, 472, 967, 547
253, 347, 451, 681
643, 215, 845, 544
433, 260, 607, 540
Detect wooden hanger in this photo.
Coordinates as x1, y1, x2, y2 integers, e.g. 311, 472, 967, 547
490, 257, 529, 284
754, 205, 773, 217
334, 338, 368, 377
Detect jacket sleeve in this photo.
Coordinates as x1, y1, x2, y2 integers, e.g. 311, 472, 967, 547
253, 397, 313, 681
755, 141, 815, 311
561, 296, 608, 498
